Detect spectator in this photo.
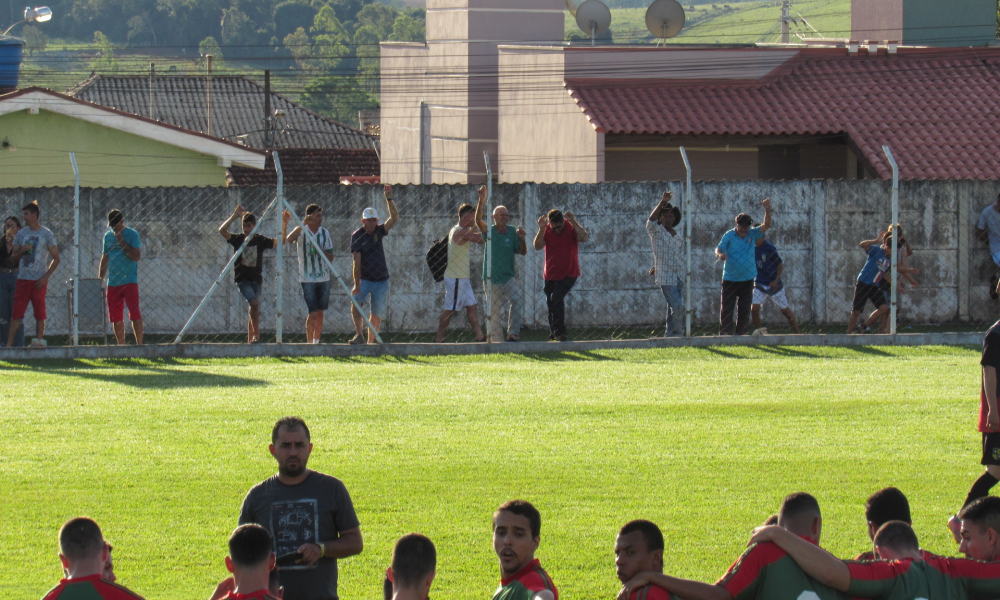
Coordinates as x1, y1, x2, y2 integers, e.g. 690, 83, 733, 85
284, 205, 334, 344
976, 193, 1000, 299
6, 201, 59, 348
715, 199, 771, 336
387, 533, 436, 600
475, 185, 527, 342
219, 205, 279, 344
0, 216, 24, 347
647, 192, 684, 337
492, 500, 557, 600
876, 225, 919, 333
847, 232, 893, 334
42, 517, 145, 600
955, 496, 1000, 561
99, 209, 143, 345
349, 185, 399, 345
614, 520, 669, 600
435, 203, 486, 343
208, 524, 280, 600
533, 209, 589, 342
239, 417, 363, 600
751, 235, 800, 335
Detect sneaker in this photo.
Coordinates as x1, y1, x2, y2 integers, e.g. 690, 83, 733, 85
947, 514, 962, 543
29, 338, 46, 348
751, 328, 767, 337
349, 335, 366, 345
557, 335, 569, 342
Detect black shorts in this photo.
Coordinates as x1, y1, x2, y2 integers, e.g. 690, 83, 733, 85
982, 432, 1000, 466
852, 282, 886, 312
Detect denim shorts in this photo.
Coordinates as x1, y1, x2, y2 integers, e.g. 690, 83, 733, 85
301, 280, 331, 313
238, 281, 262, 304
352, 279, 388, 318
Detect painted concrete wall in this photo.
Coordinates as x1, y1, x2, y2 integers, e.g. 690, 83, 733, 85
0, 109, 230, 188
1, 179, 995, 340
852, 0, 996, 46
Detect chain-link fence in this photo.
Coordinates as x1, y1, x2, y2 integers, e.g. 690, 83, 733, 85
0, 178, 996, 348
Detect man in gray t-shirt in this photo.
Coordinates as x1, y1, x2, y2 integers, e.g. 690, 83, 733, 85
6, 201, 60, 348
239, 417, 363, 600
976, 193, 1000, 299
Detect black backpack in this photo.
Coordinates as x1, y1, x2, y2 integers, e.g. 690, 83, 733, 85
426, 236, 449, 282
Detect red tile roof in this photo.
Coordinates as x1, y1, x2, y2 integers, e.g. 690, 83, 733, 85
566, 47, 1000, 180
228, 148, 379, 185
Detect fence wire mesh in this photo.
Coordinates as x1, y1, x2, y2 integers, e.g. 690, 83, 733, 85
0, 178, 995, 348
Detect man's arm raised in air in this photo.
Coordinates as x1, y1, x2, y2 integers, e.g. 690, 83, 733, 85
383, 185, 399, 232
474, 185, 488, 235
746, 526, 850, 591
618, 572, 731, 600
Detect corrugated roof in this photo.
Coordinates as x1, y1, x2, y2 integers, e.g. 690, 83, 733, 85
67, 74, 374, 151
227, 148, 380, 185
566, 47, 1000, 180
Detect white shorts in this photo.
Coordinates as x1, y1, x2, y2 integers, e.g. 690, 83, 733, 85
752, 285, 790, 309
444, 277, 477, 311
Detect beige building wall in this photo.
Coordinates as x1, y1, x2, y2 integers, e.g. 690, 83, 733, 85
851, 0, 904, 42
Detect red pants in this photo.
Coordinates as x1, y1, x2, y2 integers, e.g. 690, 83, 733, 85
12, 278, 46, 320
107, 283, 142, 322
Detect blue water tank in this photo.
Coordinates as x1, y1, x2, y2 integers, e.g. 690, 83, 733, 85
0, 36, 24, 91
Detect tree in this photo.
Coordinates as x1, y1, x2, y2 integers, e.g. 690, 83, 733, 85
283, 27, 311, 69
354, 24, 380, 96
221, 7, 257, 47
199, 36, 224, 66
20, 25, 47, 56
356, 2, 397, 39
390, 13, 424, 42
300, 76, 376, 125
89, 31, 120, 73
273, 1, 317, 41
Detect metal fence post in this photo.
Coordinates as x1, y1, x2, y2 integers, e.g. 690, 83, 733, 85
883, 145, 899, 335
70, 152, 80, 346
679, 147, 693, 337
484, 151, 492, 343
274, 152, 284, 344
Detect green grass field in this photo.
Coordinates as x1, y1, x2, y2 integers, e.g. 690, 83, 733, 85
0, 346, 984, 599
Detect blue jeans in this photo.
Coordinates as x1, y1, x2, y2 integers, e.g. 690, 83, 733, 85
352, 279, 389, 318
238, 281, 262, 304
301, 281, 331, 313
0, 271, 24, 346
660, 277, 684, 335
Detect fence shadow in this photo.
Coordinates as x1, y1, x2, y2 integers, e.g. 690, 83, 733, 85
0, 359, 268, 389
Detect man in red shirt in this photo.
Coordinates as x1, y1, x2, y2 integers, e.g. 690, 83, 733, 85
208, 524, 280, 600
492, 500, 558, 600
532, 210, 589, 342
615, 520, 674, 600
42, 517, 145, 600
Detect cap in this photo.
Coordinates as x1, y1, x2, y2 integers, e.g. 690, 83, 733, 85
362, 207, 378, 220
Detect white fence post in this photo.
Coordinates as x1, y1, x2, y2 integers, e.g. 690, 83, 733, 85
274, 152, 284, 344
679, 147, 693, 337
883, 145, 899, 335
70, 152, 80, 346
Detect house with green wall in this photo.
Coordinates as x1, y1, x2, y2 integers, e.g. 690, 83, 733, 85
0, 87, 266, 188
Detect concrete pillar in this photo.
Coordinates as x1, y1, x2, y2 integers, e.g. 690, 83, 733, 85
810, 181, 827, 324
520, 183, 543, 328
958, 180, 971, 322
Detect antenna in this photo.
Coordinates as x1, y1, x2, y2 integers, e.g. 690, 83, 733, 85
575, 0, 611, 45
645, 0, 685, 44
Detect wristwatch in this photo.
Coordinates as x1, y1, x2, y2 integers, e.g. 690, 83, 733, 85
316, 541, 325, 557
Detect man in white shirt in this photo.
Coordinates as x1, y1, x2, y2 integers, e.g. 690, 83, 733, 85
647, 192, 684, 337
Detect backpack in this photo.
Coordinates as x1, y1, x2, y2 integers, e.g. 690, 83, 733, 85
426, 236, 449, 282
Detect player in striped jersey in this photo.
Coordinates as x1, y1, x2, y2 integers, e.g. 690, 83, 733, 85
492, 500, 557, 600
42, 518, 145, 600
615, 520, 675, 600
284, 204, 335, 343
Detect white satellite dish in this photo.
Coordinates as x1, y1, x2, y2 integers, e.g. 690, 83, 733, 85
575, 0, 612, 45
565, 0, 578, 18
646, 0, 686, 42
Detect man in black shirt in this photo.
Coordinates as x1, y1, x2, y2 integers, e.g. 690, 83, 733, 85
219, 206, 279, 343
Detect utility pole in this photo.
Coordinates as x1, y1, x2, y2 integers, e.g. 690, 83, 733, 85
780, 0, 791, 43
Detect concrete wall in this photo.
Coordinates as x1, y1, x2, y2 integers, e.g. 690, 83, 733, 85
1, 179, 996, 339
0, 110, 230, 188
852, 0, 904, 43
852, 0, 996, 46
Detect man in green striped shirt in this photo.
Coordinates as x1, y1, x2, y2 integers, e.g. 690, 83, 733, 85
42, 518, 145, 600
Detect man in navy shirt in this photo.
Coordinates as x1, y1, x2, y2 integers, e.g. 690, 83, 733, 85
349, 185, 399, 345
848, 231, 892, 334
751, 236, 800, 335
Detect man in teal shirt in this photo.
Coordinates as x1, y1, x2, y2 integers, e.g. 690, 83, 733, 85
475, 185, 527, 342
715, 199, 772, 335
98, 209, 143, 345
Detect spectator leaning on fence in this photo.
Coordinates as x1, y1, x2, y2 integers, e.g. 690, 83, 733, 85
99, 209, 143, 346
350, 184, 399, 345
976, 193, 1000, 300
219, 205, 279, 344
0, 215, 25, 347
647, 192, 684, 337
751, 234, 800, 335
847, 231, 892, 334
6, 201, 59, 348
534, 209, 589, 342
715, 199, 772, 336
435, 202, 486, 343
284, 205, 334, 344
475, 185, 527, 342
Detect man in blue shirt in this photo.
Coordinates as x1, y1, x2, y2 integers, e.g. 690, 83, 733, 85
715, 199, 772, 335
752, 236, 800, 335
848, 231, 892, 334
98, 209, 143, 345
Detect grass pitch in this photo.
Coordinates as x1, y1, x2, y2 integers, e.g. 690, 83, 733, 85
0, 346, 983, 600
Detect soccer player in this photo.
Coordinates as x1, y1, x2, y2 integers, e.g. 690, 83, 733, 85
751, 235, 799, 335
533, 209, 589, 342
219, 205, 279, 344
847, 232, 893, 334
854, 487, 933, 561
284, 205, 334, 344
647, 192, 684, 337
475, 185, 527, 342
349, 185, 399, 345
239, 417, 363, 600
955, 496, 1000, 561
615, 520, 673, 600
715, 199, 772, 336
947, 320, 1000, 542
6, 200, 59, 348
749, 520, 1000, 600
387, 533, 436, 600
617, 493, 848, 600
207, 524, 280, 600
492, 500, 557, 600
435, 202, 486, 343
42, 517, 145, 600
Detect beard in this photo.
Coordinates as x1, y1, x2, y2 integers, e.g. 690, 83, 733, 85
279, 457, 307, 478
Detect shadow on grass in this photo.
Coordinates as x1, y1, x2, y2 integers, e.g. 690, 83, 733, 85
0, 358, 268, 389
752, 346, 828, 358
841, 346, 894, 357
517, 350, 621, 362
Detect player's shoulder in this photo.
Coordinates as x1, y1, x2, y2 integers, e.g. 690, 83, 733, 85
631, 583, 673, 600
93, 578, 147, 600
520, 562, 557, 593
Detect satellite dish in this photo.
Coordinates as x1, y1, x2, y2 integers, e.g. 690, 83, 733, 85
646, 0, 686, 40
565, 0, 578, 17
575, 0, 611, 44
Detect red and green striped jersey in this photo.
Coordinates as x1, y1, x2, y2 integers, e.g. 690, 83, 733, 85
854, 550, 938, 562
492, 559, 558, 600
41, 575, 145, 600
717, 541, 851, 600
847, 556, 1000, 600
628, 583, 678, 600
219, 590, 281, 600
